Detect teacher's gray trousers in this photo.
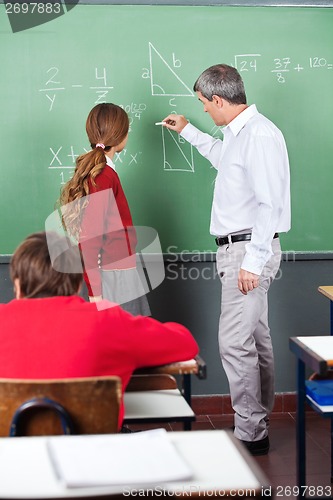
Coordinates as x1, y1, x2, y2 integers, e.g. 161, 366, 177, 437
216, 238, 281, 442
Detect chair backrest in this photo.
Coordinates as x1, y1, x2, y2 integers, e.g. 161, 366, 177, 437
0, 377, 122, 437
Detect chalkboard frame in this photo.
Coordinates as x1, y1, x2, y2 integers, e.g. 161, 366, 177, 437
62, 0, 333, 6
1, 252, 333, 264
69, 0, 333, 6
1, 0, 332, 260
0, 0, 330, 5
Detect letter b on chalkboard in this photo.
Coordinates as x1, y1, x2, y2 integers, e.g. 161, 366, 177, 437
6, 0, 79, 33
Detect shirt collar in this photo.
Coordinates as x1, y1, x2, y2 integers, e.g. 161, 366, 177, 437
105, 155, 116, 171
226, 104, 258, 137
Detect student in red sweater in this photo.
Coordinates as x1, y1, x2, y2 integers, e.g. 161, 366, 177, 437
0, 232, 199, 429
60, 103, 149, 315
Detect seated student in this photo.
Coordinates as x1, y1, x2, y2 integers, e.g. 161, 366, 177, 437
0, 231, 199, 429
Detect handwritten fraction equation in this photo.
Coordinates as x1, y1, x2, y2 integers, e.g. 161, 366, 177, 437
38, 66, 148, 120
48, 145, 142, 185
38, 67, 114, 111
234, 54, 333, 83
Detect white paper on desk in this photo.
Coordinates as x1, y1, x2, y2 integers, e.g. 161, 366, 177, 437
297, 336, 333, 361
47, 429, 193, 488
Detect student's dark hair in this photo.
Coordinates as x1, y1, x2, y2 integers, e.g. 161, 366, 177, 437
59, 103, 129, 238
193, 64, 247, 105
10, 232, 83, 298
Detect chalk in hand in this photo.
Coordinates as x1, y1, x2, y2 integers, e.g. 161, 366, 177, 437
155, 119, 177, 126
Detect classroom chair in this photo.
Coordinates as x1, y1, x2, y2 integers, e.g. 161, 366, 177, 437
0, 376, 121, 437
123, 356, 207, 431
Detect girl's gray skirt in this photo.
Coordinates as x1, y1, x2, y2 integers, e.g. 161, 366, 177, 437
102, 267, 151, 316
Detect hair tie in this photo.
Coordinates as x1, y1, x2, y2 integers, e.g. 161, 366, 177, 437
96, 143, 105, 150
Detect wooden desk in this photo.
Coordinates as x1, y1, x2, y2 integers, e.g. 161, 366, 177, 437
318, 286, 333, 336
0, 431, 270, 499
133, 355, 207, 405
290, 336, 333, 499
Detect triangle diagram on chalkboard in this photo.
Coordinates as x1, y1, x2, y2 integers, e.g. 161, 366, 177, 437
149, 43, 194, 97
161, 127, 194, 172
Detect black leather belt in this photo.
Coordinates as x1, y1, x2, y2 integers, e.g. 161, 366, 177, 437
215, 233, 279, 247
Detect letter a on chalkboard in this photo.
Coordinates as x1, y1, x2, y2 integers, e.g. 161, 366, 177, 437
148, 43, 194, 97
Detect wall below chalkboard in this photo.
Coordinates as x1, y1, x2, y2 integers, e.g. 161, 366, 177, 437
1, 256, 332, 393
1, 4, 333, 254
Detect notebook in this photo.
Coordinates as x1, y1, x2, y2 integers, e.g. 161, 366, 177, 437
47, 428, 193, 488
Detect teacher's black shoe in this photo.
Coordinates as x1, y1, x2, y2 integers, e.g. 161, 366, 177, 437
241, 436, 270, 456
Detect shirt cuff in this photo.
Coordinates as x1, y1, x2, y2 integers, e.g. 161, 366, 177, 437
180, 123, 200, 141
241, 246, 273, 276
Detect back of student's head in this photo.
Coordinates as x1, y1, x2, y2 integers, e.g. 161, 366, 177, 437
193, 64, 247, 105
10, 232, 83, 298
86, 103, 129, 152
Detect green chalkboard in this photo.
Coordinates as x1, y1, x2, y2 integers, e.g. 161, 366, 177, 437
1, 4, 333, 254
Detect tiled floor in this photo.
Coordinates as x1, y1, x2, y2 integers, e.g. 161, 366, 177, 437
129, 412, 332, 498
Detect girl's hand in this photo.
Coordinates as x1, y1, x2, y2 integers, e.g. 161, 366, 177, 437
89, 295, 103, 303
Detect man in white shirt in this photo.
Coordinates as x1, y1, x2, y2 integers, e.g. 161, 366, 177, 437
163, 64, 291, 456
